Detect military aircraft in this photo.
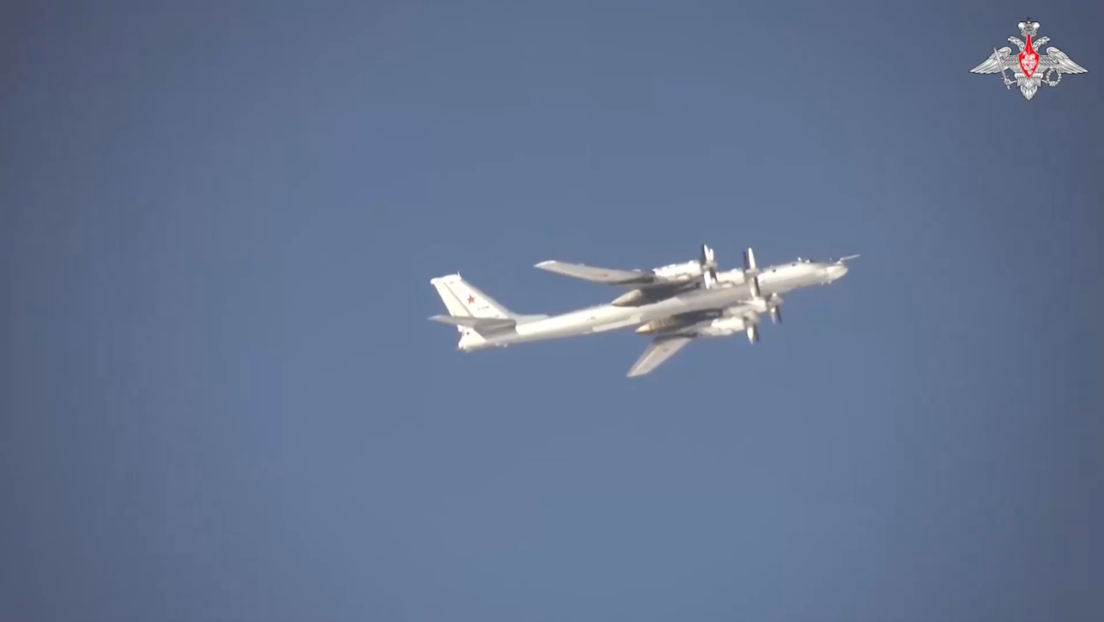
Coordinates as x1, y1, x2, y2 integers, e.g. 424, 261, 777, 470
429, 246, 856, 377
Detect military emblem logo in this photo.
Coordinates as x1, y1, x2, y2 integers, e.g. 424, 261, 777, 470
970, 19, 1088, 100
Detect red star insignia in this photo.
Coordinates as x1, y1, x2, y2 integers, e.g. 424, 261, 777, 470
467, 295, 475, 304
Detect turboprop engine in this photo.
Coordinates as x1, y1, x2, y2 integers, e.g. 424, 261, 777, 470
634, 317, 687, 334
613, 244, 716, 306
634, 309, 723, 334
695, 315, 753, 337
612, 286, 676, 307
651, 261, 702, 281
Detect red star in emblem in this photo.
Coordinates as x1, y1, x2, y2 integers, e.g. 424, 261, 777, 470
467, 295, 475, 304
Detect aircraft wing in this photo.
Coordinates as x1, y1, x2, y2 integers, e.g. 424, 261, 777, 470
627, 336, 693, 378
534, 260, 653, 285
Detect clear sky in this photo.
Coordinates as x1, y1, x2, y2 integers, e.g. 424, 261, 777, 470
2, 2, 1102, 621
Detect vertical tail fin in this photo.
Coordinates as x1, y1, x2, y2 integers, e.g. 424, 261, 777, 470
429, 274, 514, 319
430, 275, 472, 321
430, 274, 523, 350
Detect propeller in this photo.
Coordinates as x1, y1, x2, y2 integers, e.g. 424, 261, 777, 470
743, 298, 779, 342
742, 247, 758, 273
742, 246, 782, 334
700, 244, 717, 269
743, 247, 762, 295
746, 292, 782, 322
699, 244, 718, 288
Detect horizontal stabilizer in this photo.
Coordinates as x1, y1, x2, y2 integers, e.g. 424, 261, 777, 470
429, 315, 517, 334
512, 314, 550, 323
534, 260, 651, 285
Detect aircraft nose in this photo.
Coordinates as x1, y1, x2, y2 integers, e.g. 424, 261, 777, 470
826, 264, 848, 281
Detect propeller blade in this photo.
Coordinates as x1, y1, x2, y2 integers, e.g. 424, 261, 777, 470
742, 248, 757, 272
746, 324, 760, 343
748, 275, 761, 299
700, 244, 716, 268
770, 306, 782, 324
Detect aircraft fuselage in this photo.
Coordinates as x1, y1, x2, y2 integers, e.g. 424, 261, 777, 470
459, 260, 845, 351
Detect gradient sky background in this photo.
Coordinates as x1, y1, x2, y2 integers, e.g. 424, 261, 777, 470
3, 2, 1103, 621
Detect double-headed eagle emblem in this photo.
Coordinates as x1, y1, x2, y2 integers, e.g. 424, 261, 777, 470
970, 19, 1087, 100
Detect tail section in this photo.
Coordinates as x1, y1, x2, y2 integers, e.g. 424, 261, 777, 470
431, 274, 513, 319
430, 276, 472, 319
430, 274, 545, 349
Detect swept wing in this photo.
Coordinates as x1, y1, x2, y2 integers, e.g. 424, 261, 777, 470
626, 336, 693, 377
533, 261, 653, 285
534, 244, 718, 290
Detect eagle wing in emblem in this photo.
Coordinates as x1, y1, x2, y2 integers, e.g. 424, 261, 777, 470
1038, 47, 1088, 74
970, 47, 1018, 74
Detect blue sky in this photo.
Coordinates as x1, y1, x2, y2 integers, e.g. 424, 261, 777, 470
2, 2, 1102, 621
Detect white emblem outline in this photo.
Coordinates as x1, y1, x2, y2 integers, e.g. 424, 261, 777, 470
970, 19, 1088, 100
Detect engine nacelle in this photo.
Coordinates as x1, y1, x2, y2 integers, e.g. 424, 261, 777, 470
695, 316, 749, 337
714, 270, 748, 285
635, 316, 693, 334
612, 281, 699, 307
611, 288, 648, 306
652, 261, 703, 280
635, 309, 723, 334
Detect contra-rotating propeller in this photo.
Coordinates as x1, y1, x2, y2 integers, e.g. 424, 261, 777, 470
743, 247, 761, 298
743, 292, 783, 342
699, 244, 719, 288
742, 247, 758, 274
741, 247, 784, 341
